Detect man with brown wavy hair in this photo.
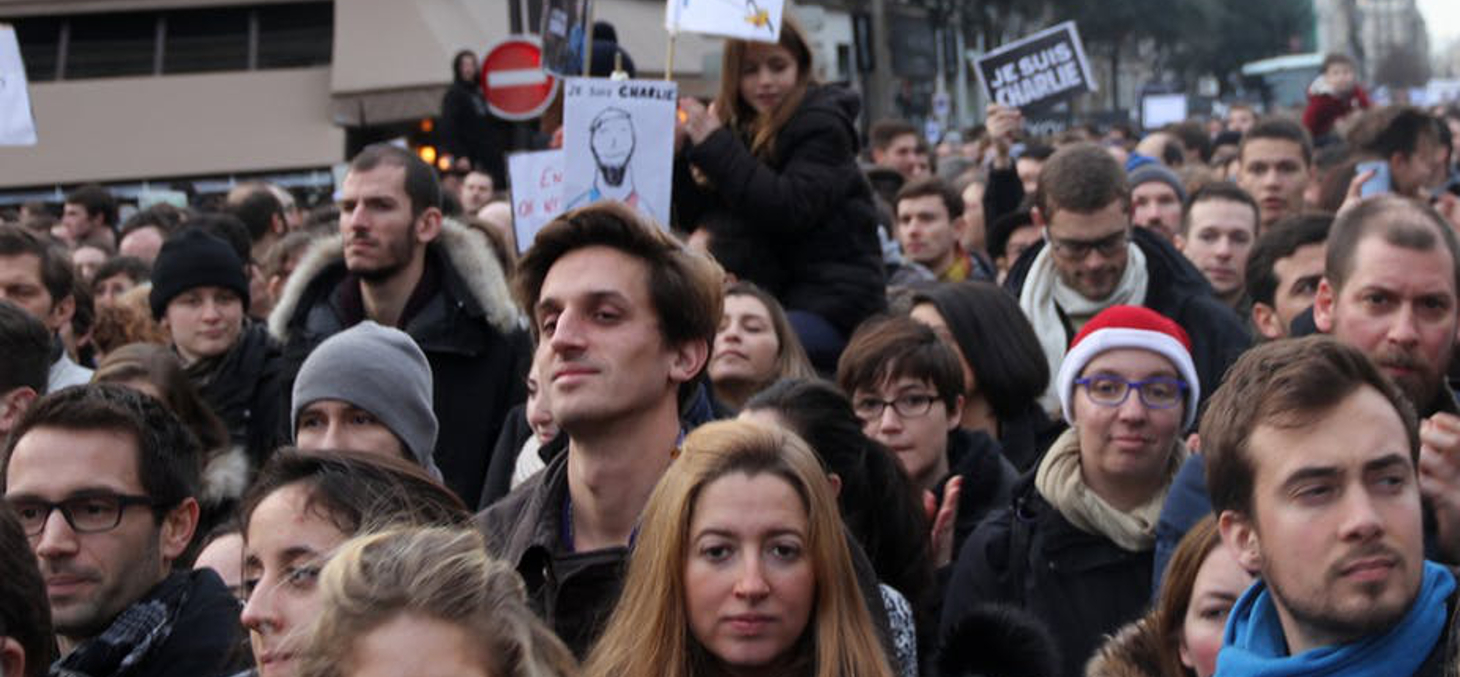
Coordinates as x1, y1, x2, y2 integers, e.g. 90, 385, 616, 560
478, 201, 723, 656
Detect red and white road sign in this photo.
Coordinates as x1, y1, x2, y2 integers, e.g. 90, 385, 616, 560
480, 35, 558, 121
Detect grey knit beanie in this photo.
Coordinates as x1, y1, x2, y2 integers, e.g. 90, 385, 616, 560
1128, 163, 1188, 204
291, 321, 441, 479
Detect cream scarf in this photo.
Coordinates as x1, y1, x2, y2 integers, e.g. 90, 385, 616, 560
1033, 427, 1187, 552
1020, 243, 1149, 414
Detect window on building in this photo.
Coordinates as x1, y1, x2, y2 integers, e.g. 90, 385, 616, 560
257, 3, 333, 68
13, 17, 61, 82
164, 7, 250, 74
65, 12, 156, 79
3, 2, 334, 82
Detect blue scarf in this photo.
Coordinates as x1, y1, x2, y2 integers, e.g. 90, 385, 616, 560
1215, 560, 1454, 677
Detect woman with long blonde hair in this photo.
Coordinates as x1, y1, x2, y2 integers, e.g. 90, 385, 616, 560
584, 420, 893, 677
674, 19, 884, 372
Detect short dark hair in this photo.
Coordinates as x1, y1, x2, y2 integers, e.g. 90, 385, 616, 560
1322, 53, 1357, 72
0, 503, 52, 676
239, 448, 469, 539
1245, 213, 1332, 306
1019, 143, 1056, 163
65, 184, 117, 227
895, 176, 964, 220
91, 256, 152, 292
1034, 142, 1128, 219
2, 384, 201, 511
1180, 181, 1259, 237
0, 224, 74, 304
910, 282, 1048, 419
515, 201, 723, 352
1166, 120, 1213, 164
119, 204, 185, 240
1346, 106, 1440, 160
227, 188, 285, 244
349, 144, 444, 219
1240, 117, 1314, 167
1324, 195, 1460, 294
870, 119, 919, 152
836, 314, 965, 410
0, 301, 51, 395
987, 209, 1035, 261
1203, 336, 1417, 516
184, 213, 253, 265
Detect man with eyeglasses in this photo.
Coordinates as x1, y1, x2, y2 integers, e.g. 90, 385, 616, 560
1006, 142, 1249, 414
1, 385, 243, 677
835, 315, 1018, 566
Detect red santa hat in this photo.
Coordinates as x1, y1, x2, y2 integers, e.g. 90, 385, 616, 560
1056, 305, 1201, 429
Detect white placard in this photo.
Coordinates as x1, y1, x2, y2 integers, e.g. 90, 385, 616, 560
562, 77, 676, 228
0, 25, 37, 146
666, 0, 784, 43
1142, 94, 1188, 130
507, 149, 565, 254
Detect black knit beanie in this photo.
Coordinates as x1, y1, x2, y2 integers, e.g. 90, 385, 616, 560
149, 227, 250, 320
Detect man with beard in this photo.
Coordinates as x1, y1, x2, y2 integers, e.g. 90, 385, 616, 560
270, 144, 531, 507
2, 385, 243, 677
1313, 195, 1460, 562
1202, 337, 1458, 676
567, 107, 654, 218
1005, 143, 1249, 414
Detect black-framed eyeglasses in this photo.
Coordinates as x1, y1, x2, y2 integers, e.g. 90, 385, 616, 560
1075, 375, 1188, 409
1047, 229, 1129, 261
853, 393, 938, 420
6, 494, 161, 537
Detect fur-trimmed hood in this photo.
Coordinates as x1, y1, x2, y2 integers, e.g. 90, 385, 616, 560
268, 217, 520, 343
1084, 617, 1167, 677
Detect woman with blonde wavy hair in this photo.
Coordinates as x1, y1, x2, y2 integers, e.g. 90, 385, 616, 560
297, 526, 577, 677
584, 420, 894, 677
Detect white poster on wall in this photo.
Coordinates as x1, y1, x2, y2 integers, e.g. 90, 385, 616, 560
0, 25, 37, 146
562, 77, 677, 227
666, 0, 784, 43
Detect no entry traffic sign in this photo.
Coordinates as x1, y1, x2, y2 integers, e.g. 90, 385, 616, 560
480, 35, 558, 121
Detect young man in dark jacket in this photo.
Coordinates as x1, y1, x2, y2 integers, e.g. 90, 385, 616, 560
476, 202, 723, 656
1005, 143, 1250, 414
2, 385, 244, 677
1203, 337, 1456, 676
269, 144, 531, 508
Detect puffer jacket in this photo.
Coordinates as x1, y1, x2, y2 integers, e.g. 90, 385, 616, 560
674, 84, 886, 337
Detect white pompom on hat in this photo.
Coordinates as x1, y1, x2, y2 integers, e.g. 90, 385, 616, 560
1056, 305, 1200, 429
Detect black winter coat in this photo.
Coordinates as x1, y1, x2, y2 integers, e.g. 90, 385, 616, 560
439, 79, 506, 184
942, 475, 1154, 677
188, 321, 285, 467
269, 221, 531, 507
938, 428, 1019, 557
1005, 226, 1251, 411
674, 84, 885, 337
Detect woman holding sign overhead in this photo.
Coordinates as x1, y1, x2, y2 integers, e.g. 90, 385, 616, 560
675, 18, 884, 372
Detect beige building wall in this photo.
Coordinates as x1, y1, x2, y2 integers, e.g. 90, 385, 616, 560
0, 67, 343, 187
0, 0, 722, 189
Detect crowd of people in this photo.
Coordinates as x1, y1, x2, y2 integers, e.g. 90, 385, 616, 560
4, 16, 1460, 677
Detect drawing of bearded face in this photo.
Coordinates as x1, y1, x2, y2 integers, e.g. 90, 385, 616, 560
590, 109, 635, 187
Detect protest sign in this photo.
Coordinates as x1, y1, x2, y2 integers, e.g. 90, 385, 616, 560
541, 0, 591, 76
508, 149, 565, 254
0, 24, 38, 146
974, 21, 1095, 111
666, 0, 783, 43
562, 77, 676, 227
1141, 93, 1188, 130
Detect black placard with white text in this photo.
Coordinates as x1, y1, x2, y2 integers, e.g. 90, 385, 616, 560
974, 22, 1096, 111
